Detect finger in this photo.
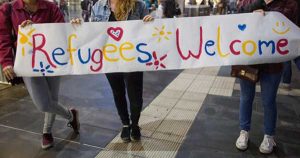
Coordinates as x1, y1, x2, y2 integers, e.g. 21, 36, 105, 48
148, 17, 154, 22
8, 72, 14, 81
146, 16, 152, 21
6, 68, 15, 80
145, 16, 153, 21
71, 19, 78, 27
8, 68, 16, 77
21, 20, 32, 28
23, 20, 30, 27
143, 16, 152, 22
143, 16, 148, 22
3, 71, 8, 80
4, 70, 12, 81
253, 10, 264, 15
75, 18, 82, 24
71, 18, 81, 25
27, 20, 33, 25
24, 21, 32, 28
258, 10, 265, 16
70, 18, 76, 24
20, 21, 27, 27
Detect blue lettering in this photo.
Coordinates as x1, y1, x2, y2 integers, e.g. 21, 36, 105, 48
137, 43, 152, 63
52, 48, 67, 65
258, 40, 275, 55
205, 40, 216, 56
78, 48, 91, 64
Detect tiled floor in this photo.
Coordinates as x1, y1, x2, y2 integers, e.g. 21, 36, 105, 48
176, 65, 300, 158
1, 63, 300, 158
0, 71, 181, 158
0, 84, 9, 91
94, 67, 219, 158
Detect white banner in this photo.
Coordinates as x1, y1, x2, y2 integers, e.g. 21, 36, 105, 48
14, 12, 300, 76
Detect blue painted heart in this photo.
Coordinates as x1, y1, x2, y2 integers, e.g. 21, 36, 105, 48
238, 24, 246, 31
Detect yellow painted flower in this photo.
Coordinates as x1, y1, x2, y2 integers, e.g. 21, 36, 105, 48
152, 25, 172, 42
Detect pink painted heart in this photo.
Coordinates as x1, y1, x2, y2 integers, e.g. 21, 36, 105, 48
107, 27, 124, 41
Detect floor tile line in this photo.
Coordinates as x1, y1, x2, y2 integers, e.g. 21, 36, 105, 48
0, 123, 104, 150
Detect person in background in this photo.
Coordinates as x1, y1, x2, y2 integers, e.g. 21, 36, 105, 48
281, 58, 300, 90
281, 0, 300, 90
143, 0, 157, 12
212, 0, 226, 14
143, 0, 151, 9
152, 0, 181, 18
81, 0, 97, 22
59, 0, 68, 16
0, 0, 80, 150
235, 0, 298, 154
227, 0, 237, 13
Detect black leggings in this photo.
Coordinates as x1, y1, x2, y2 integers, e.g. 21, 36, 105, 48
106, 72, 143, 126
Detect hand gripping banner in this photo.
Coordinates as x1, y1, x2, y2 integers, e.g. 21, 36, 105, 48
14, 12, 300, 76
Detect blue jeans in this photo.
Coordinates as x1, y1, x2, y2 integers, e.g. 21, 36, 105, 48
239, 72, 282, 136
282, 57, 300, 84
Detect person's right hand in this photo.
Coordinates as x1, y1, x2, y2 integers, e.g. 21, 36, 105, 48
264, 0, 273, 5
253, 9, 265, 16
143, 15, 154, 22
3, 66, 16, 81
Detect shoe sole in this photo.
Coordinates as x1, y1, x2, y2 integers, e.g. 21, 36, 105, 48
121, 138, 131, 143
236, 140, 249, 151
236, 146, 248, 151
131, 137, 141, 142
41, 143, 54, 150
131, 139, 141, 142
259, 147, 274, 154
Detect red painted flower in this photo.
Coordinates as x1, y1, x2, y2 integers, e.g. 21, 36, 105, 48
146, 51, 168, 70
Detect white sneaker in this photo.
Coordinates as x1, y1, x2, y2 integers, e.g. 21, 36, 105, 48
236, 130, 249, 150
259, 135, 276, 154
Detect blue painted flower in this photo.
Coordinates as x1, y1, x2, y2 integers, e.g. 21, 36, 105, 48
33, 62, 54, 76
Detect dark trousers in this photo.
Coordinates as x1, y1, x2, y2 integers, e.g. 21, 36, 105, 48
282, 57, 300, 84
106, 72, 143, 126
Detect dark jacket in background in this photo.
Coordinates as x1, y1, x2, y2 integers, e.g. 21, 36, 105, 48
297, 0, 300, 26
239, 0, 298, 23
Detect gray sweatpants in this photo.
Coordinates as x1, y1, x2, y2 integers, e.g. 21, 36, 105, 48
23, 77, 71, 133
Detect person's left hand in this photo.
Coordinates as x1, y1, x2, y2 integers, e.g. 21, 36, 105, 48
20, 20, 33, 28
264, 0, 273, 5
70, 18, 82, 25
143, 15, 154, 22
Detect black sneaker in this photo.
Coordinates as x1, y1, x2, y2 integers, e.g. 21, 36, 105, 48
121, 125, 131, 143
131, 125, 141, 141
67, 108, 80, 134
